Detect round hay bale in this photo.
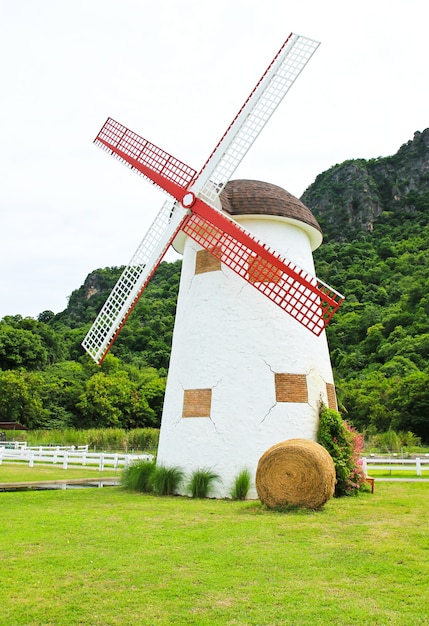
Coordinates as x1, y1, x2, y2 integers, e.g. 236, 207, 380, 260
256, 438, 336, 509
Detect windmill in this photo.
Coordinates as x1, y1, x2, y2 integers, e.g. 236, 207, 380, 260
82, 33, 343, 497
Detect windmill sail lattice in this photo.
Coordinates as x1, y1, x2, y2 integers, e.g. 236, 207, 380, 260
81, 199, 189, 363
94, 118, 197, 202
181, 200, 342, 335
82, 33, 343, 364
194, 34, 320, 205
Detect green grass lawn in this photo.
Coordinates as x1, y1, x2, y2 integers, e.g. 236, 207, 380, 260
0, 483, 428, 626
369, 469, 429, 478
0, 463, 118, 483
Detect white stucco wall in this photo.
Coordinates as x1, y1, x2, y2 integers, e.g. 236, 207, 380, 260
156, 212, 336, 498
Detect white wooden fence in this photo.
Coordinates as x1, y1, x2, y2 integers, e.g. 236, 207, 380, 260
1, 443, 427, 476
362, 456, 429, 477
0, 441, 32, 450
0, 443, 153, 471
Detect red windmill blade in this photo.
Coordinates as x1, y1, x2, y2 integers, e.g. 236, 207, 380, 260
82, 33, 343, 364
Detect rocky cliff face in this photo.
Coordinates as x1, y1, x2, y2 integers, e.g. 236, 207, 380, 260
301, 128, 429, 243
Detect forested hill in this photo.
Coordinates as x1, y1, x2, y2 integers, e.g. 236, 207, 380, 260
0, 130, 428, 441
303, 128, 429, 440
302, 128, 429, 243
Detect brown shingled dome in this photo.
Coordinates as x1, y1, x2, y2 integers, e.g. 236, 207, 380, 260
220, 179, 322, 237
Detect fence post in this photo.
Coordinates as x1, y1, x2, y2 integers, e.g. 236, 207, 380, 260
99, 453, 105, 472
63, 451, 68, 470
113, 454, 119, 470
29, 451, 34, 468
82, 451, 87, 466
361, 457, 368, 475
416, 457, 422, 476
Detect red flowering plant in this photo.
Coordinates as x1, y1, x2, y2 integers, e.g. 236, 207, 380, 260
317, 404, 366, 497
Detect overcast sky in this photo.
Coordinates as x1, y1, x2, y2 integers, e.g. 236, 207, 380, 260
1, 0, 427, 319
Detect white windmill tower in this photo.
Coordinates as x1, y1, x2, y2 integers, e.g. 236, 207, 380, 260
82, 33, 343, 497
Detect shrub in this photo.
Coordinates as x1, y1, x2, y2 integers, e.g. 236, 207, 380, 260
151, 465, 185, 496
317, 404, 366, 497
398, 430, 422, 451
230, 469, 252, 500
120, 459, 156, 492
373, 429, 401, 453
188, 469, 221, 498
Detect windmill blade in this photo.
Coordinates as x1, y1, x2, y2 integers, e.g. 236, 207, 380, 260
82, 200, 189, 363
94, 118, 197, 203
193, 33, 320, 207
182, 199, 343, 335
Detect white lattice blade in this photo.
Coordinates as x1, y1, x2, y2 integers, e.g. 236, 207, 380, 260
193, 34, 320, 206
82, 201, 188, 363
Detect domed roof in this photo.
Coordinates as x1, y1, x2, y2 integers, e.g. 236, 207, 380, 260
219, 179, 322, 248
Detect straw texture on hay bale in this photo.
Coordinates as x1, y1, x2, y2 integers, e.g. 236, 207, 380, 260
256, 438, 336, 509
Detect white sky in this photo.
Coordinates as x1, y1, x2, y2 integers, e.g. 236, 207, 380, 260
0, 0, 427, 319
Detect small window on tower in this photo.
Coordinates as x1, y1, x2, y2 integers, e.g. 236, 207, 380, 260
326, 383, 338, 411
247, 254, 282, 284
275, 373, 308, 403
182, 388, 212, 418
195, 249, 222, 274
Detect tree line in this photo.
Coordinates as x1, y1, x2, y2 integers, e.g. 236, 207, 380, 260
1, 139, 428, 440
0, 261, 181, 431
314, 191, 429, 441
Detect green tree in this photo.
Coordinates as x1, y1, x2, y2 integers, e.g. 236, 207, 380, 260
40, 361, 88, 428
0, 315, 66, 368
390, 371, 429, 441
77, 370, 156, 429
0, 369, 46, 428
0, 324, 48, 370
342, 372, 393, 432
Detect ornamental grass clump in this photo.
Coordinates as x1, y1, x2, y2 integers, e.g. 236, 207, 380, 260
230, 468, 252, 500
120, 459, 156, 493
317, 404, 366, 497
188, 469, 221, 498
151, 465, 185, 496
